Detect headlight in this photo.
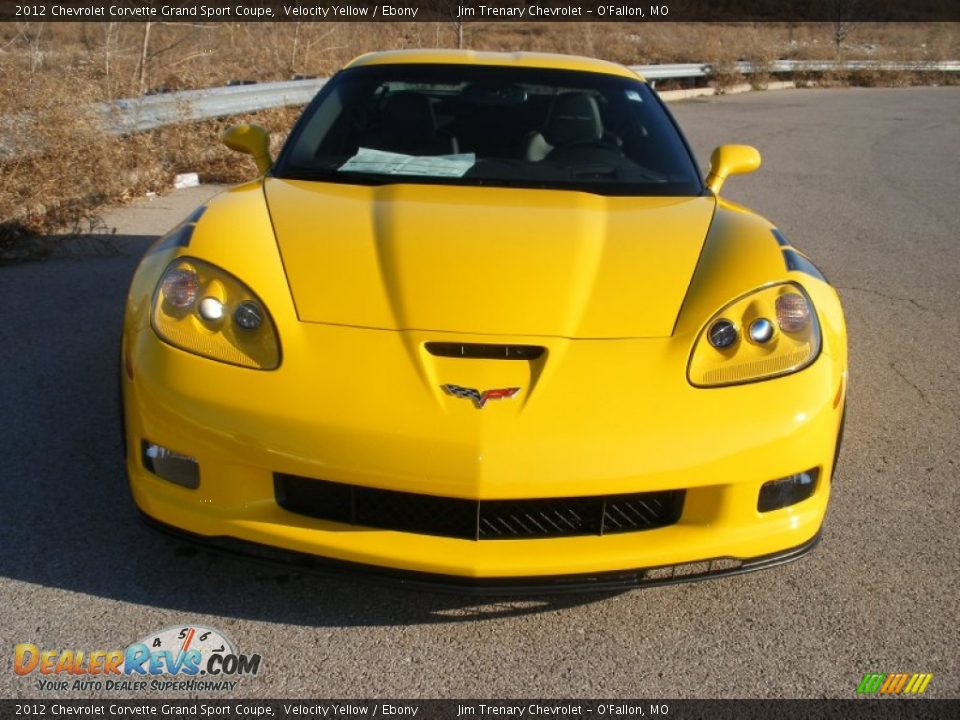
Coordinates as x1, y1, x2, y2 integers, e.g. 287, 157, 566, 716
688, 282, 820, 387
152, 258, 280, 370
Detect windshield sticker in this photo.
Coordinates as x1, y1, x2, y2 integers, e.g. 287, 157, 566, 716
625, 89, 643, 102
339, 148, 476, 177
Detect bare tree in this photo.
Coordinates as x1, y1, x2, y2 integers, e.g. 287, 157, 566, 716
426, 0, 472, 49
135, 21, 153, 94
298, 26, 340, 74
134, 20, 216, 94
826, 0, 862, 53
454, 17, 464, 50
103, 21, 118, 98
290, 22, 302, 72
15, 22, 45, 73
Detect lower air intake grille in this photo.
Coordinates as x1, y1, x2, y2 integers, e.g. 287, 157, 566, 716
274, 475, 684, 541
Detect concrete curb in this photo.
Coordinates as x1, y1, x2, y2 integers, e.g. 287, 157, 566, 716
658, 80, 797, 102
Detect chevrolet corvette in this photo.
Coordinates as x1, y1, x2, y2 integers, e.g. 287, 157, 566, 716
121, 50, 847, 592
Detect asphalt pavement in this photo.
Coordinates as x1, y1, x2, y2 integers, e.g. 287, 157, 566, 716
1, 87, 957, 699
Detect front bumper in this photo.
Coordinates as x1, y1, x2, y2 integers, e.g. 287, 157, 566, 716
123, 321, 845, 585
140, 511, 822, 595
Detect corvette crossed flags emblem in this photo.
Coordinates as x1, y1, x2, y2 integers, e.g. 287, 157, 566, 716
442, 384, 521, 409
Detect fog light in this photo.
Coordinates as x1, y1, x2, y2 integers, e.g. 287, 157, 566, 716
142, 441, 199, 489
758, 469, 818, 512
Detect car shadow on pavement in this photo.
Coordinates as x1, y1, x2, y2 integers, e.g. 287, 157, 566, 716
0, 236, 622, 626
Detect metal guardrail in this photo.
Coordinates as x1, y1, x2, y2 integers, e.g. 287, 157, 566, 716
94, 59, 960, 135
99, 78, 329, 134
638, 62, 712, 80
2, 59, 955, 159
762, 59, 960, 73
642, 59, 960, 78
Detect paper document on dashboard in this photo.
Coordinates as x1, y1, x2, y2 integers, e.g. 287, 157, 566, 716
339, 148, 476, 177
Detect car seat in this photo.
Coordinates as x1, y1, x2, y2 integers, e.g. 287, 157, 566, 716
366, 92, 459, 156
525, 92, 603, 161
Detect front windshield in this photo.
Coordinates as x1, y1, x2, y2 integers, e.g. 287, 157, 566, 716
274, 64, 703, 196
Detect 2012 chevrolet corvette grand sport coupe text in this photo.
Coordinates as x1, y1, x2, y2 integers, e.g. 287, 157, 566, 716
121, 50, 847, 592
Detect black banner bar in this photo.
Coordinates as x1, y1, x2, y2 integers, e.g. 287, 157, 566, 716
1, 0, 959, 23
2, 700, 960, 720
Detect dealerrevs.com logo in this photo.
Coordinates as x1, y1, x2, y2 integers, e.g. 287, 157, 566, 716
14, 625, 262, 693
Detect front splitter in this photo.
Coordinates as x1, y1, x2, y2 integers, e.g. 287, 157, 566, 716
138, 511, 821, 596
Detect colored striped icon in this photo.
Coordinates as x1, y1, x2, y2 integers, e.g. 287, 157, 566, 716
856, 673, 933, 695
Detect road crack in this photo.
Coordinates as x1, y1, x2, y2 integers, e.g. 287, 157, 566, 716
888, 361, 927, 403
887, 362, 960, 426
836, 285, 936, 315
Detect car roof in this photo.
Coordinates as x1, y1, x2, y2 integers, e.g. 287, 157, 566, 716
343, 49, 644, 81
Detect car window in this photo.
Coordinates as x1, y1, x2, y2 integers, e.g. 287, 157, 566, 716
275, 64, 703, 197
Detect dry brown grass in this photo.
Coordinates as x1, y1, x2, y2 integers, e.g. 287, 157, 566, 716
3, 22, 956, 101
0, 21, 957, 259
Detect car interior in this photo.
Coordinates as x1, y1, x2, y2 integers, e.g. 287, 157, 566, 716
282, 69, 702, 192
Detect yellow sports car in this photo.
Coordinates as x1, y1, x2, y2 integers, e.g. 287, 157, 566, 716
122, 50, 847, 592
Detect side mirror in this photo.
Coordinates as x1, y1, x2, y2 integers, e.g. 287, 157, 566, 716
705, 145, 761, 195
223, 124, 272, 176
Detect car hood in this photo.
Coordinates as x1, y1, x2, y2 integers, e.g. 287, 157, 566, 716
264, 178, 715, 338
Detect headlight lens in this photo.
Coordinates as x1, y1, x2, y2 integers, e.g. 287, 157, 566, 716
688, 282, 820, 387
748, 317, 775, 343
707, 319, 738, 349
152, 258, 280, 369
234, 301, 264, 330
